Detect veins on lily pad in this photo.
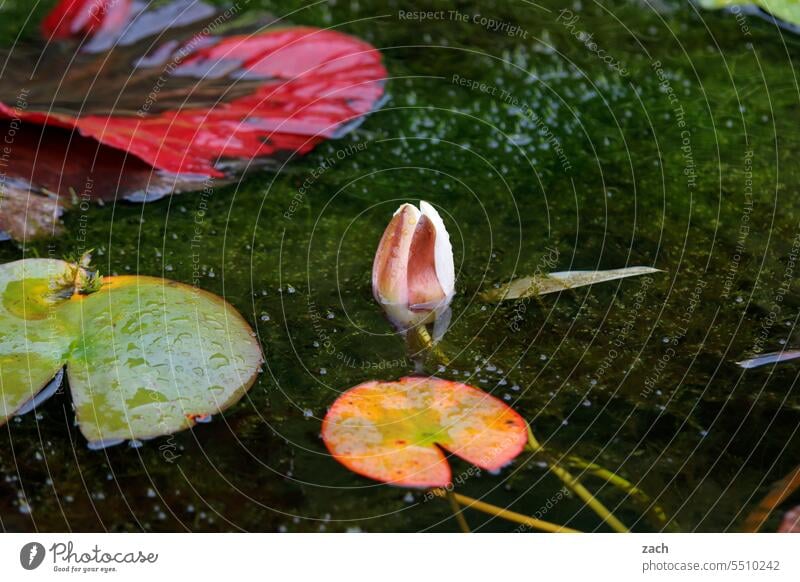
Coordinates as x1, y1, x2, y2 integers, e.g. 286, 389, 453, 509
0, 258, 263, 448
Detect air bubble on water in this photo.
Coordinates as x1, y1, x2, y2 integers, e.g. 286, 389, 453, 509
403, 492, 415, 504
260, 313, 271, 322
146, 488, 156, 498
303, 408, 314, 418
129, 439, 144, 449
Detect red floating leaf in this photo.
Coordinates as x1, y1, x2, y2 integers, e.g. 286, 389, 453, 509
322, 376, 528, 488
0, 0, 386, 240
41, 0, 132, 40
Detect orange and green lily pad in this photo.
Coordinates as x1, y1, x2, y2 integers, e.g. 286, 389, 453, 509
0, 259, 263, 447
322, 376, 528, 488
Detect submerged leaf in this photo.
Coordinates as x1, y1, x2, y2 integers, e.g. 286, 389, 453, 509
0, 259, 263, 445
321, 376, 528, 488
743, 463, 800, 532
481, 266, 662, 302
0, 0, 386, 240
737, 350, 800, 369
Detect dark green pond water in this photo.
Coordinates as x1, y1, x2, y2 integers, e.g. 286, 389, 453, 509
2, 0, 800, 532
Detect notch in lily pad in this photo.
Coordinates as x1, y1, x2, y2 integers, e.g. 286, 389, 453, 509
0, 258, 263, 448
321, 376, 528, 488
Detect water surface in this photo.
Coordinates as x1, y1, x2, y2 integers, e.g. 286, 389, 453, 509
1, 0, 799, 532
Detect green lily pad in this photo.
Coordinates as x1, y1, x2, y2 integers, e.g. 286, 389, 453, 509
0, 259, 263, 447
697, 0, 800, 27
322, 376, 528, 488
481, 266, 662, 302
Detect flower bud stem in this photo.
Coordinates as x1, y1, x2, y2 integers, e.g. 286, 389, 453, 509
405, 325, 449, 372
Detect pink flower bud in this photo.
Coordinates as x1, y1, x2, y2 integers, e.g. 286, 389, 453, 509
372, 201, 454, 331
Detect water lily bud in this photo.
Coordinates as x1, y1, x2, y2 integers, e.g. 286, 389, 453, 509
372, 201, 455, 331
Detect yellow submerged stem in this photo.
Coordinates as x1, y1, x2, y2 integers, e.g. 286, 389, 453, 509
444, 489, 471, 533
527, 428, 629, 533
566, 455, 675, 530
432, 489, 580, 533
